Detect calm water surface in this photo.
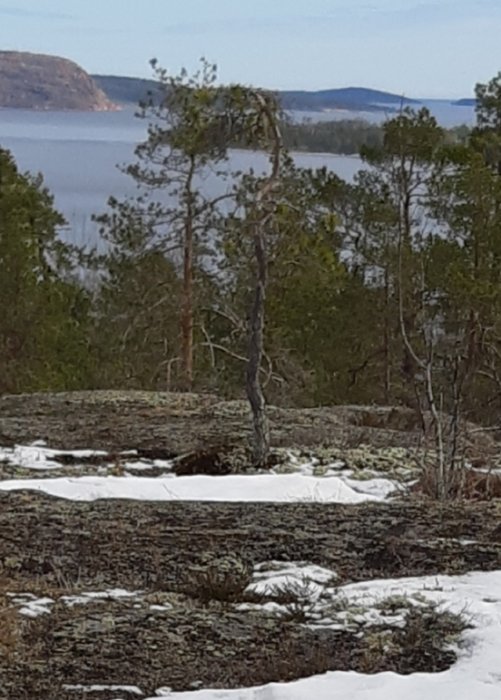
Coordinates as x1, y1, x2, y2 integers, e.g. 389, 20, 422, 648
0, 102, 473, 246
0, 108, 362, 246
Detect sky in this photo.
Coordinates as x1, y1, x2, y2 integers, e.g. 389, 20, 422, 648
0, 0, 500, 98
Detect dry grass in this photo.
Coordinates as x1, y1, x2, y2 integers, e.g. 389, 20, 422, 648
0, 564, 87, 662
412, 465, 501, 501
355, 602, 468, 674
183, 556, 252, 604
0, 579, 22, 659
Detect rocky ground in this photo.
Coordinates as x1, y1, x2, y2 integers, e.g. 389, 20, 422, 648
0, 390, 448, 452
0, 391, 500, 699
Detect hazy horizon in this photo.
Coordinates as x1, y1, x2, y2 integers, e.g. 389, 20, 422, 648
87, 72, 475, 102
0, 1, 499, 99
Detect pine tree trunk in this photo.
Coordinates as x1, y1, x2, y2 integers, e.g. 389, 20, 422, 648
383, 267, 391, 403
246, 226, 270, 467
244, 91, 282, 468
181, 219, 194, 391
181, 159, 195, 391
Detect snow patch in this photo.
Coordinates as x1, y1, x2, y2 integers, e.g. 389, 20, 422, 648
0, 473, 394, 503
147, 570, 501, 700
62, 588, 141, 606
0, 443, 107, 470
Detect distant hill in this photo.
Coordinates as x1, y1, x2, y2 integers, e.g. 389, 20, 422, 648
278, 87, 420, 112
0, 51, 117, 111
93, 75, 421, 113
453, 98, 476, 107
0, 53, 446, 115
92, 75, 161, 106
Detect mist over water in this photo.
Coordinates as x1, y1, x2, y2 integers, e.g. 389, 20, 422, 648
293, 100, 475, 128
0, 102, 474, 248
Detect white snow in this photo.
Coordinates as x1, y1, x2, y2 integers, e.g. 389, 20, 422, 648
122, 460, 165, 472
245, 562, 337, 602
0, 473, 393, 503
10, 570, 501, 699
0, 443, 399, 502
16, 596, 54, 618
271, 453, 345, 477
0, 443, 173, 474
343, 476, 400, 498
0, 443, 108, 470
145, 570, 501, 700
62, 588, 141, 607
253, 561, 337, 585
8, 588, 142, 617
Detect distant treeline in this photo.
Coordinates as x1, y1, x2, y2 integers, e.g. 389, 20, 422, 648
92, 74, 472, 156
281, 119, 472, 155
282, 119, 383, 155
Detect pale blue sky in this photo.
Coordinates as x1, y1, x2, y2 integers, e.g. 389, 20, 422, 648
0, 0, 499, 98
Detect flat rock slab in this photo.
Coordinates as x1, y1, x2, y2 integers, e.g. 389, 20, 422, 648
1, 494, 500, 698
0, 390, 450, 452
1, 391, 500, 698
2, 493, 500, 589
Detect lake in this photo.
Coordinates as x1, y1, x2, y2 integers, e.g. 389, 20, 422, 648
0, 101, 475, 247
0, 107, 364, 246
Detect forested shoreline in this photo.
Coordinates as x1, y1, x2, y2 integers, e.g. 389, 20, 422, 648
281, 119, 471, 155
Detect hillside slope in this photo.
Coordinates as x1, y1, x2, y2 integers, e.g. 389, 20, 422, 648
93, 74, 160, 105
0, 51, 118, 111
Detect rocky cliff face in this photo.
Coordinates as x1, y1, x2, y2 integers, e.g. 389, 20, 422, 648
0, 51, 118, 111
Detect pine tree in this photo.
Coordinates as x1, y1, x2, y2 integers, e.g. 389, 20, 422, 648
0, 148, 91, 393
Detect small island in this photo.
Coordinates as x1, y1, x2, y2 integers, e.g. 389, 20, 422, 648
0, 50, 118, 111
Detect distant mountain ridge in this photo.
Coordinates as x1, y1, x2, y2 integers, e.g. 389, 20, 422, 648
92, 75, 421, 113
0, 51, 474, 114
93, 74, 477, 115
278, 87, 419, 112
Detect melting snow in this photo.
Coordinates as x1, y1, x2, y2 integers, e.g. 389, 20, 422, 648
3, 442, 500, 699
145, 570, 501, 699
0, 443, 108, 470
0, 473, 395, 503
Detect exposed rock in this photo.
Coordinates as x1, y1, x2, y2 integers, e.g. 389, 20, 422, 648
1, 493, 500, 591
0, 390, 497, 461
0, 493, 498, 697
0, 392, 500, 696
0, 51, 118, 111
